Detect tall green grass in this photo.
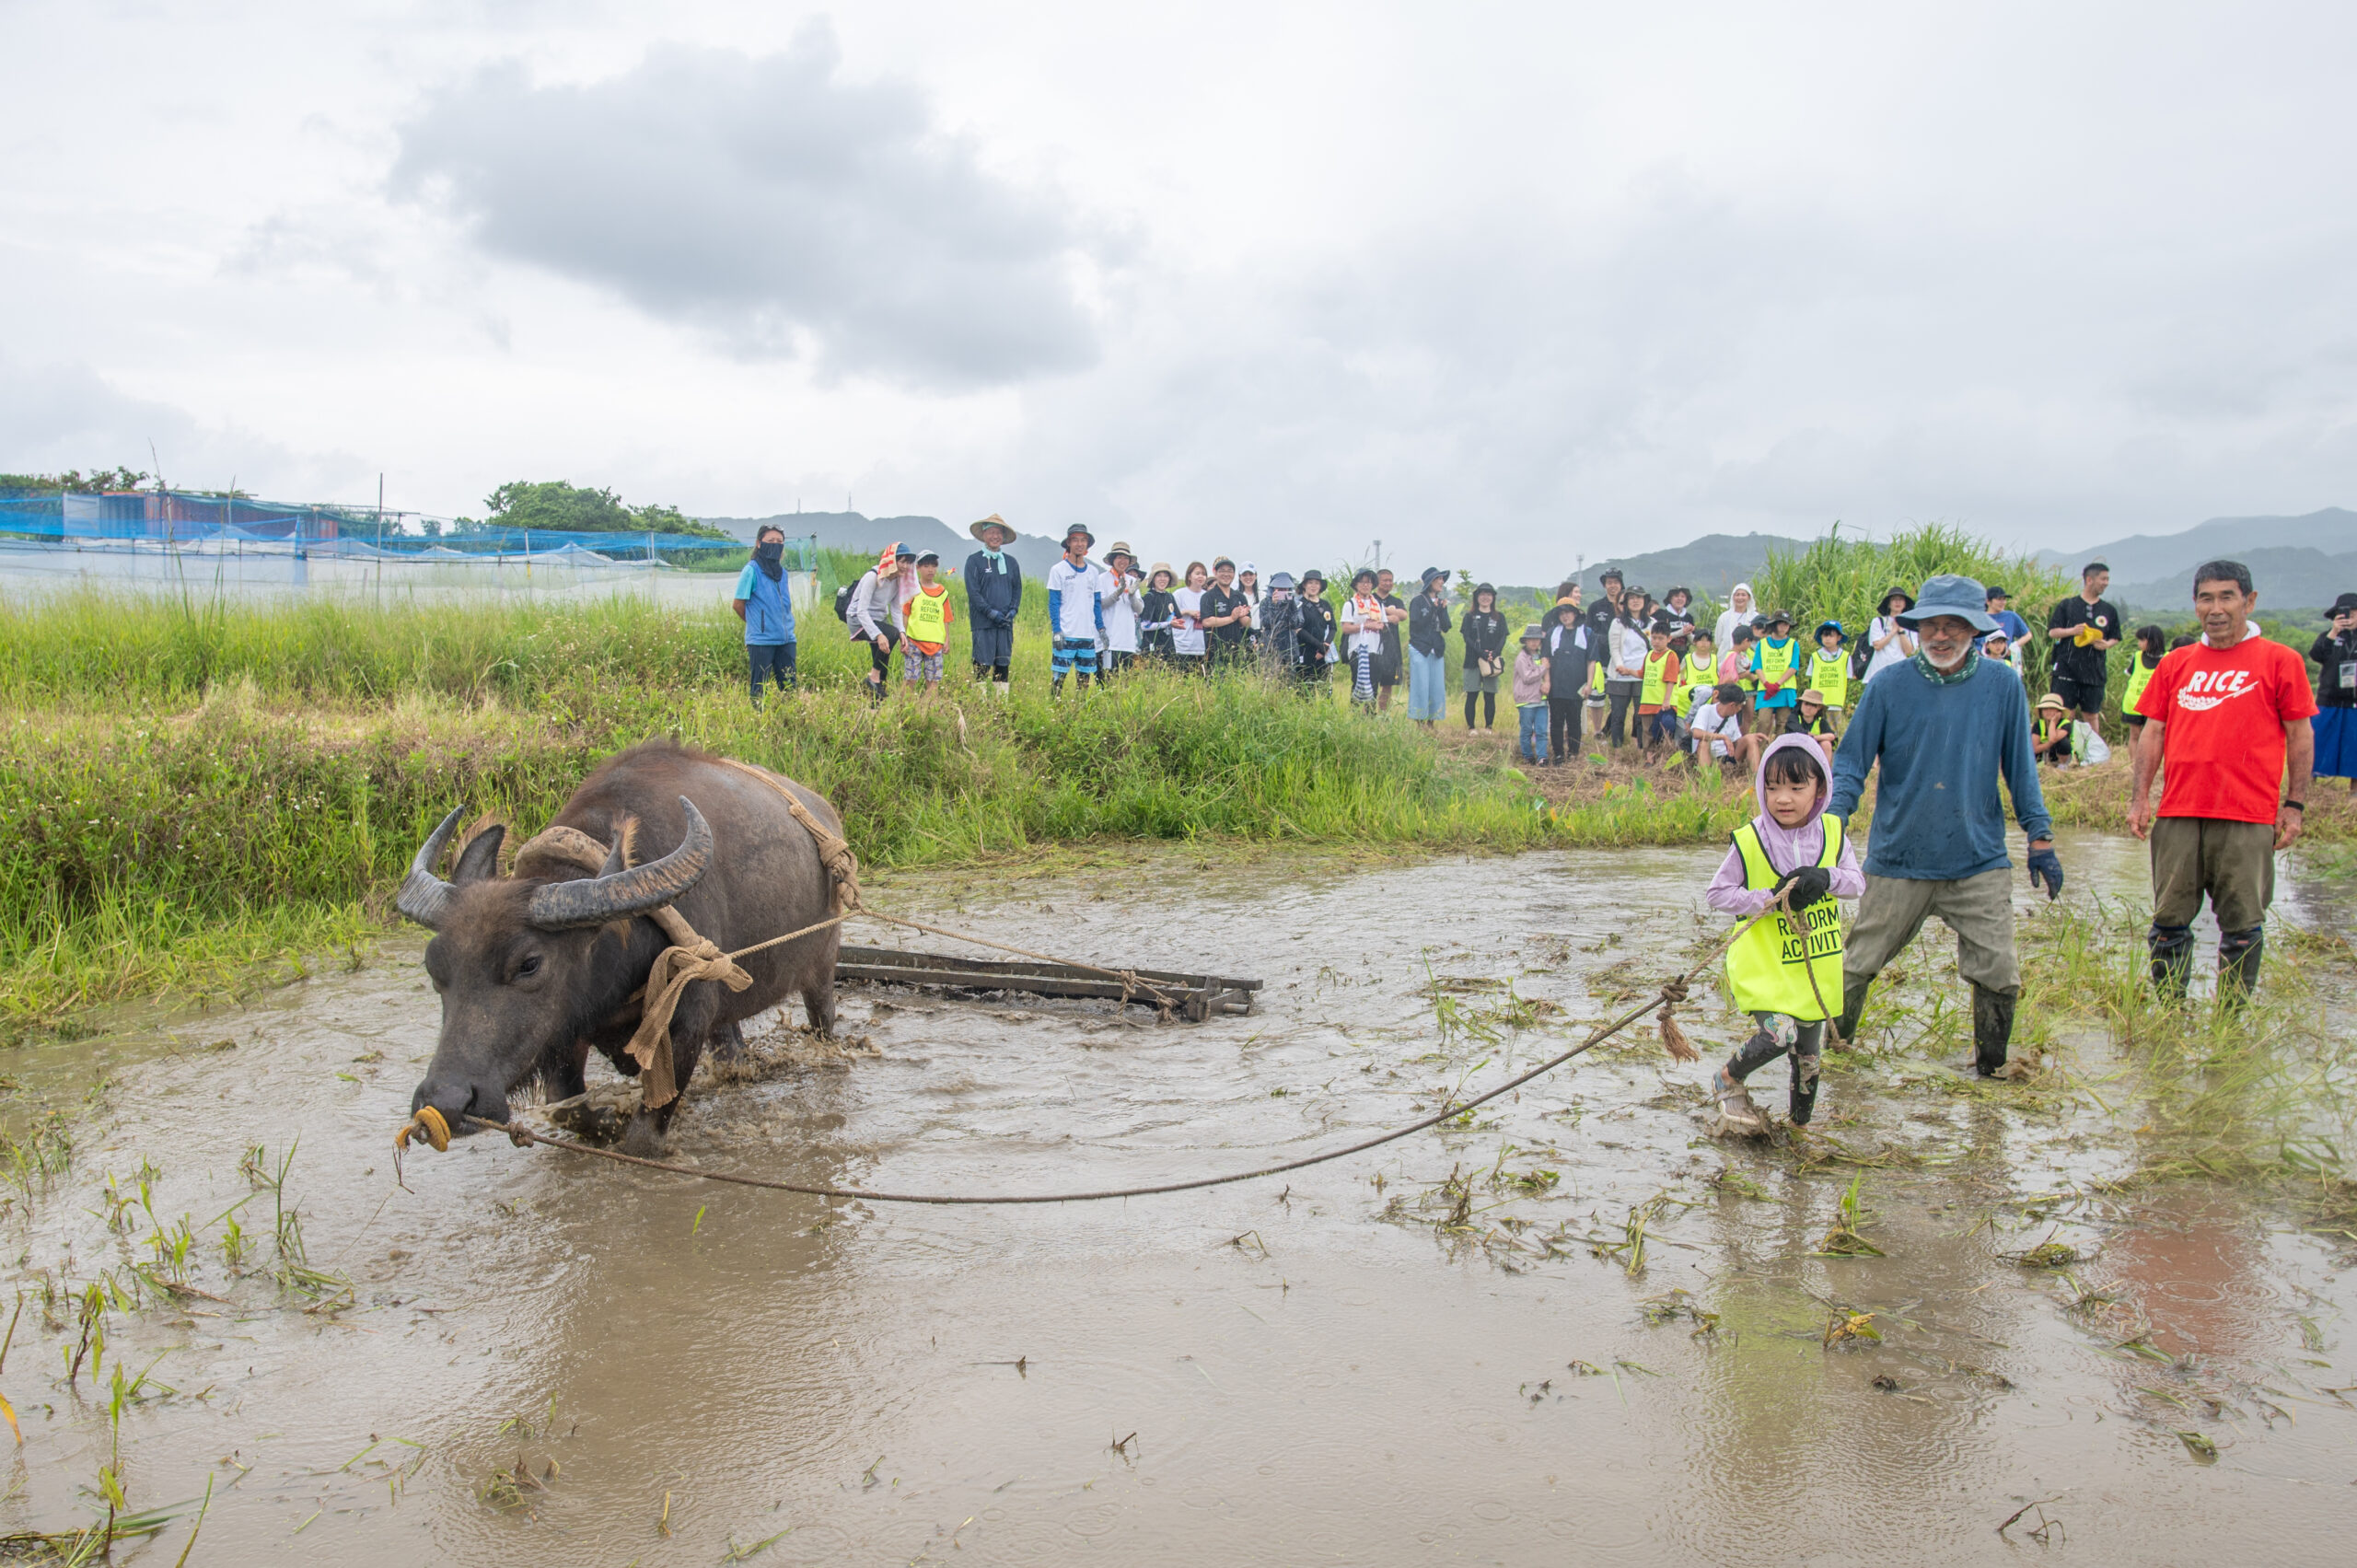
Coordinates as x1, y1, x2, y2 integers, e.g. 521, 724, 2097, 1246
0, 651, 1569, 1033
1756, 521, 2076, 686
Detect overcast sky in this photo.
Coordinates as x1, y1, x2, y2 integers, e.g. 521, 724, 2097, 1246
5, 2, 2353, 573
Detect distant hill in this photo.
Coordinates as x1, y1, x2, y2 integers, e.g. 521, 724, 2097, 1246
1576, 533, 1807, 603
700, 510, 1068, 576
2038, 507, 2357, 608
2112, 544, 2357, 612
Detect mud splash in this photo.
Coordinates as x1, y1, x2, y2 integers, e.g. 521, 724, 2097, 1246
1, 831, 2351, 1564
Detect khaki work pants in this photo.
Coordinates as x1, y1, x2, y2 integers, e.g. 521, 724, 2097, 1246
1842, 866, 2020, 993
2149, 817, 2275, 933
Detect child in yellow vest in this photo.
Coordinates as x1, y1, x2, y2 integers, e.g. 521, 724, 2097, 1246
1806, 621, 1850, 724
902, 552, 956, 695
1705, 735, 1864, 1133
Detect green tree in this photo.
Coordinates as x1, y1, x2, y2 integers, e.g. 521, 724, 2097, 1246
0, 467, 151, 494
464, 480, 729, 540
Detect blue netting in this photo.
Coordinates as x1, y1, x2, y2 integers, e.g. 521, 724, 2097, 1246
0, 491, 786, 563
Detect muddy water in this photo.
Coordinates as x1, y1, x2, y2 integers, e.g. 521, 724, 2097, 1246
6, 832, 2353, 1564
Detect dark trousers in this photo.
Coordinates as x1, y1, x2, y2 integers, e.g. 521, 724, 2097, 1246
1604, 680, 1639, 747
1100, 650, 1134, 679
863, 625, 901, 690
971, 622, 1013, 681
749, 641, 796, 707
1548, 695, 1583, 759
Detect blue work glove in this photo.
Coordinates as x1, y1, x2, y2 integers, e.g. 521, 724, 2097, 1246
2026, 845, 2064, 900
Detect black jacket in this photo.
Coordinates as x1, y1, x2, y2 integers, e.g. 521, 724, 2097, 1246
1409, 592, 1452, 658
963, 550, 1023, 628
1461, 609, 1508, 669
1544, 618, 1593, 694
2313, 627, 2357, 709
1296, 598, 1336, 667
1141, 587, 1178, 657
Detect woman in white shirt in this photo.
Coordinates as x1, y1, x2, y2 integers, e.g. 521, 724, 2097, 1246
1097, 541, 1144, 676
1864, 587, 1918, 681
1170, 561, 1210, 673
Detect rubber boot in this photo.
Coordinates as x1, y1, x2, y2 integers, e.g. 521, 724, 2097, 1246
1832, 978, 1873, 1050
1971, 983, 2017, 1078
2217, 925, 2265, 1005
2148, 923, 2194, 1003
1788, 1053, 1821, 1126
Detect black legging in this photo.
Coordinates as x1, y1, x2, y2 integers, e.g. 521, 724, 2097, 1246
1463, 689, 1496, 728
862, 625, 901, 690
1548, 695, 1582, 759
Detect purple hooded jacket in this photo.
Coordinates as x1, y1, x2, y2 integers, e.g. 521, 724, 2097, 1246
1706, 733, 1866, 917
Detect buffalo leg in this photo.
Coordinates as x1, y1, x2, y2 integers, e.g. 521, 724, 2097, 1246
539, 1038, 592, 1103
802, 969, 838, 1038
708, 1016, 749, 1064
620, 983, 721, 1157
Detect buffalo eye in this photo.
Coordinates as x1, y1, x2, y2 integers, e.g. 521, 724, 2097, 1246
514, 952, 543, 981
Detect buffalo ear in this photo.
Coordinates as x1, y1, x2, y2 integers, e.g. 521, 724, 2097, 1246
454, 824, 506, 884
600, 813, 639, 876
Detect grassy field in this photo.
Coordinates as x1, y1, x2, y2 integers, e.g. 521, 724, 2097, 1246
6, 517, 2344, 1039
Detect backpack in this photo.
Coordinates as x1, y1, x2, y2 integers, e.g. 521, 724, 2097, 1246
833, 582, 856, 623
1848, 633, 1873, 680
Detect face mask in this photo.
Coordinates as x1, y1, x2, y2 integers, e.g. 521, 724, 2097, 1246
755, 541, 783, 563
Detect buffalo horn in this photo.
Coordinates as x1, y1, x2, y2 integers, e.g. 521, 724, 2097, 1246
395, 807, 466, 930
526, 796, 714, 931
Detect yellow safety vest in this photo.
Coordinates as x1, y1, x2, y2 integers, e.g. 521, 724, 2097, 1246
1754, 637, 1799, 696
1724, 815, 1845, 1019
2122, 653, 2158, 716
1808, 648, 1849, 708
905, 586, 952, 644
1640, 650, 1673, 705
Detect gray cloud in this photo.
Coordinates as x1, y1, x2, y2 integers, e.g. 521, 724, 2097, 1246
0, 353, 354, 499
391, 24, 1101, 387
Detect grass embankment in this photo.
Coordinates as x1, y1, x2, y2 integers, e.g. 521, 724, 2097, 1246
0, 590, 1759, 1036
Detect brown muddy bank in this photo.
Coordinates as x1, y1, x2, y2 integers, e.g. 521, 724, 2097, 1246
0, 832, 2351, 1564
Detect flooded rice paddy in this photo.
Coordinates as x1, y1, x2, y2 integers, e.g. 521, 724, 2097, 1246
2, 830, 2352, 1564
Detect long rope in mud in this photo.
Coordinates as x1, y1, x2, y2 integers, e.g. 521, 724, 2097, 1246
404, 897, 1801, 1206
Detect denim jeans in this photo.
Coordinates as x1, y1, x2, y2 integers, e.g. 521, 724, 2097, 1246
1517, 703, 1550, 762
1408, 649, 1448, 720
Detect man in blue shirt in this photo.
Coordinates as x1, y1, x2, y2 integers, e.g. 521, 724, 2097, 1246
1828, 575, 2065, 1077
1978, 585, 2032, 654
731, 525, 796, 709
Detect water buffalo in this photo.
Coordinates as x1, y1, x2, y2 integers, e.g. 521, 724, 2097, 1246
398, 740, 843, 1155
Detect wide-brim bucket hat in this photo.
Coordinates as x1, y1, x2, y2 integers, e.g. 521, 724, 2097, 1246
1062, 524, 1096, 548
1878, 587, 1919, 615
1105, 540, 1135, 562
969, 514, 1012, 543
1896, 574, 1997, 633
1520, 623, 1546, 641
1147, 561, 1176, 584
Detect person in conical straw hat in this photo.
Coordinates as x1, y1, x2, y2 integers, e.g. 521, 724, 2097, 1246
963, 514, 1023, 691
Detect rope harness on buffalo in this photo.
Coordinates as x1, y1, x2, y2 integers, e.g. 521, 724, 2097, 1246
395, 890, 1805, 1203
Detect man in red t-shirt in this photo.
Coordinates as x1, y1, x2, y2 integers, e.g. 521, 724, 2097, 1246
2129, 560, 2316, 1001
